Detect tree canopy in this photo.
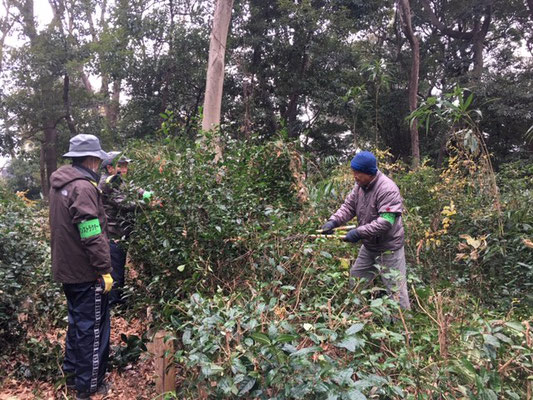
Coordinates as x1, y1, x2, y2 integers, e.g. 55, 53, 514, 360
0, 0, 531, 194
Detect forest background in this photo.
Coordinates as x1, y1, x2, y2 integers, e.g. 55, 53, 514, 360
0, 0, 532, 399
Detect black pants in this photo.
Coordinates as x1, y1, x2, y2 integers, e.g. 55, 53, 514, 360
109, 240, 127, 306
63, 281, 110, 393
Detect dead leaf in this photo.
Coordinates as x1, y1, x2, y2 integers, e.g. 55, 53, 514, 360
455, 253, 467, 261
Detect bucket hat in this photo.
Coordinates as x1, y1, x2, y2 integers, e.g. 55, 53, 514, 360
63, 134, 108, 160
101, 151, 131, 169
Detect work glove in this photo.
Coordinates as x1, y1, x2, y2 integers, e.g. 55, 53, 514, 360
109, 173, 122, 185
343, 229, 361, 243
101, 273, 113, 294
320, 220, 338, 235
142, 190, 153, 202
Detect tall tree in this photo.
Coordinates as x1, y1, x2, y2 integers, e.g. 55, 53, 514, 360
419, 0, 492, 80
398, 0, 420, 167
202, 0, 234, 163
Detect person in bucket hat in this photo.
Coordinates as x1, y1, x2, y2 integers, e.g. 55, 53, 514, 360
98, 151, 155, 307
49, 134, 113, 398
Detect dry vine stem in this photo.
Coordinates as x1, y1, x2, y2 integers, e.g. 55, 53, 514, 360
412, 285, 450, 359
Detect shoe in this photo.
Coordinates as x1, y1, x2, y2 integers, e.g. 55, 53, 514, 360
76, 392, 91, 400
66, 377, 76, 390
76, 381, 112, 399
97, 381, 112, 395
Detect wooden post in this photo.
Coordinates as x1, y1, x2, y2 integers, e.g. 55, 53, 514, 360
152, 330, 176, 394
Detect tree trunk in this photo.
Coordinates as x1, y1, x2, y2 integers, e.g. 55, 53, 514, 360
419, 0, 492, 82
41, 124, 58, 197
202, 0, 234, 162
399, 0, 420, 168
0, 4, 16, 72
39, 145, 48, 197
63, 74, 77, 135
471, 7, 491, 80
241, 74, 253, 139
108, 79, 121, 129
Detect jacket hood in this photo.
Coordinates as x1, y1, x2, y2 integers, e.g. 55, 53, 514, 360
50, 165, 94, 189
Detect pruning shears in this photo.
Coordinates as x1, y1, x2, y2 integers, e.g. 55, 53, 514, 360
310, 225, 357, 240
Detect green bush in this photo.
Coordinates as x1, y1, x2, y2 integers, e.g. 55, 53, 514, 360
114, 135, 531, 398
0, 187, 51, 352
392, 156, 533, 311
166, 284, 530, 399
125, 136, 305, 301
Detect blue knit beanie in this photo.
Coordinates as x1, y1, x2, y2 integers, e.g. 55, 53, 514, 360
350, 151, 377, 175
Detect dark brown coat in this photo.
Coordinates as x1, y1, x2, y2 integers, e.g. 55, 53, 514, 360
49, 165, 111, 283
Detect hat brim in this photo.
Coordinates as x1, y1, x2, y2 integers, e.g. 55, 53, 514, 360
63, 150, 108, 160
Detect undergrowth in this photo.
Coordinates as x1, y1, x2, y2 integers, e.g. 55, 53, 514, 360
0, 134, 531, 398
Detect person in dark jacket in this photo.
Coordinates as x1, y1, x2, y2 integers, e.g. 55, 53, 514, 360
98, 152, 153, 306
321, 151, 410, 309
49, 134, 113, 399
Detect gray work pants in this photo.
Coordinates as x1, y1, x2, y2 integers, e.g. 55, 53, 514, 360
350, 245, 410, 310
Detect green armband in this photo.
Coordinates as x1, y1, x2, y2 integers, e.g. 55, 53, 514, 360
78, 218, 102, 239
142, 191, 153, 201
380, 212, 396, 225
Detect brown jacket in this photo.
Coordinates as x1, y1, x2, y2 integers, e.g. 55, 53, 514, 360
330, 171, 405, 252
49, 165, 111, 283
98, 173, 140, 239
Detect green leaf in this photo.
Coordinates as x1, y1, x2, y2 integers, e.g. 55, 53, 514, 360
505, 321, 524, 332
335, 336, 364, 352
483, 334, 500, 348
332, 368, 354, 385
320, 251, 332, 259
237, 376, 256, 395
290, 346, 321, 357
370, 298, 383, 308
250, 332, 271, 345
345, 389, 367, 400
201, 363, 224, 376
346, 323, 365, 335
276, 334, 299, 343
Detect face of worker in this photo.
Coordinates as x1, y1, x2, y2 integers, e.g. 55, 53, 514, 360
106, 162, 129, 176
86, 156, 102, 172
352, 169, 374, 187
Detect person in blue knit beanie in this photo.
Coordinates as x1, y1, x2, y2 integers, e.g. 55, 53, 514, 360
320, 150, 410, 310
350, 151, 378, 175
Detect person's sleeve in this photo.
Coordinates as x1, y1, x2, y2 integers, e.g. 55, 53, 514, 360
70, 183, 111, 275
329, 186, 358, 226
355, 189, 403, 239
101, 176, 137, 211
